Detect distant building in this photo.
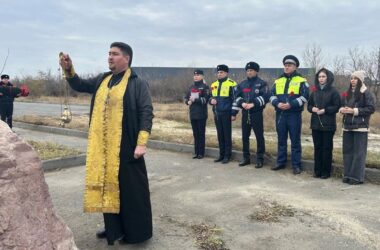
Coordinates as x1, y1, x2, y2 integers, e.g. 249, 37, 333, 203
132, 67, 314, 83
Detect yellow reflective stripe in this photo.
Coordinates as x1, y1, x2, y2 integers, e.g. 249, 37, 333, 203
211, 79, 236, 97
275, 76, 305, 95
211, 81, 219, 96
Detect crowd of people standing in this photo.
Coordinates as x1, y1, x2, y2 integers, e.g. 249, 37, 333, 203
185, 55, 375, 185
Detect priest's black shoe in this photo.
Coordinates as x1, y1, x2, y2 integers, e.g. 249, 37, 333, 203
214, 156, 224, 162
348, 179, 363, 185
293, 168, 301, 175
271, 164, 285, 171
192, 154, 198, 159
96, 228, 107, 239
239, 159, 250, 167
222, 158, 230, 164
197, 155, 204, 159
255, 161, 264, 168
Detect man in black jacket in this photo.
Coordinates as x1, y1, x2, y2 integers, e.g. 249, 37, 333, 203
0, 74, 16, 128
232, 62, 270, 168
59, 42, 153, 246
184, 69, 210, 159
209, 65, 237, 164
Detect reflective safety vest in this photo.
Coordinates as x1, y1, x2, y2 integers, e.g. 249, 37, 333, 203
275, 76, 306, 95
211, 78, 236, 97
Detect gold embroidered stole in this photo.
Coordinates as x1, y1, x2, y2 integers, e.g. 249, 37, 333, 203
84, 69, 131, 213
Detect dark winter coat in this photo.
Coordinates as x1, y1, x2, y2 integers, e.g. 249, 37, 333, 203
184, 81, 210, 120
340, 84, 375, 130
232, 76, 270, 116
307, 69, 341, 131
0, 82, 20, 103
67, 70, 154, 162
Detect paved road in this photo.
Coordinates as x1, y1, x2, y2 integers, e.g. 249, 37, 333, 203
44, 151, 380, 250
11, 126, 380, 249
14, 102, 90, 117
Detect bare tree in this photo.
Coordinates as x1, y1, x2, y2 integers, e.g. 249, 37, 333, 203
302, 43, 324, 72
348, 47, 367, 71
331, 55, 346, 75
365, 47, 380, 101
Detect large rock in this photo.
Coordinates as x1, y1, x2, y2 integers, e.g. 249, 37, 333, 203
0, 121, 78, 250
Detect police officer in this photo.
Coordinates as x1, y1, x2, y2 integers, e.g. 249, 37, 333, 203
210, 65, 237, 164
232, 62, 270, 168
270, 55, 309, 175
0, 74, 17, 128
184, 69, 210, 159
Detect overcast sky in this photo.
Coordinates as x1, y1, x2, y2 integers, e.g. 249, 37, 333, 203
0, 0, 379, 77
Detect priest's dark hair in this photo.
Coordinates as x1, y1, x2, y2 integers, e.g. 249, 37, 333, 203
110, 42, 133, 67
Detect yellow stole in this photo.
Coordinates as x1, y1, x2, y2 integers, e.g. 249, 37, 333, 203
84, 69, 131, 213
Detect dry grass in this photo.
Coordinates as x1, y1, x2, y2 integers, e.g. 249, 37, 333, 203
191, 223, 229, 250
27, 140, 83, 160
14, 115, 89, 131
249, 200, 296, 223
16, 95, 91, 105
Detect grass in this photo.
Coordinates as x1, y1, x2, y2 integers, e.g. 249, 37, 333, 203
160, 214, 228, 250
27, 140, 83, 160
191, 224, 228, 250
249, 200, 296, 223
14, 115, 89, 131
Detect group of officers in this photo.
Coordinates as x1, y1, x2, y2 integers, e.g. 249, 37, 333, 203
185, 55, 309, 175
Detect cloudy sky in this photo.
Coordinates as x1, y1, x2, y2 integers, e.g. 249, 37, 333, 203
0, 0, 379, 77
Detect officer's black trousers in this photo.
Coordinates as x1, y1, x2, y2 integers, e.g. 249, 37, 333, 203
190, 118, 207, 156
214, 113, 232, 159
241, 111, 265, 162
0, 102, 13, 128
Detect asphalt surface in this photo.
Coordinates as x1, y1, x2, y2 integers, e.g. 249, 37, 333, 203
43, 149, 380, 250
12, 127, 380, 250
14, 102, 90, 117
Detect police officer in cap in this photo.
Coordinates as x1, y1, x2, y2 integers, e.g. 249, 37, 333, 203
209, 65, 237, 164
269, 55, 309, 175
232, 62, 270, 168
0, 74, 18, 128
184, 69, 210, 159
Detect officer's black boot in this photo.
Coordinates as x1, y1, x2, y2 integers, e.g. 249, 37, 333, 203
239, 158, 250, 167
214, 156, 224, 162
255, 159, 264, 168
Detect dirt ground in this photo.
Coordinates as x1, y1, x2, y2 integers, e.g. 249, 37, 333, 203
45, 149, 380, 250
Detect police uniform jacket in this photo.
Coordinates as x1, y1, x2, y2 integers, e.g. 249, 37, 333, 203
270, 71, 309, 113
232, 76, 270, 116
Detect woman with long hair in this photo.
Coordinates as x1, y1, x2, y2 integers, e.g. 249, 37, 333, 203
339, 70, 375, 185
308, 68, 341, 179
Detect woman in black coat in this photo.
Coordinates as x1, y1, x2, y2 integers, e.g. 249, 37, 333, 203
339, 70, 375, 185
307, 68, 341, 178
184, 69, 210, 159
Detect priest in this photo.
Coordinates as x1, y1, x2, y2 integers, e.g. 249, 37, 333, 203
59, 42, 153, 246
